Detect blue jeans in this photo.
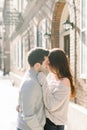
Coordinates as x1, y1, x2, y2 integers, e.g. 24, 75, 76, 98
44, 118, 64, 130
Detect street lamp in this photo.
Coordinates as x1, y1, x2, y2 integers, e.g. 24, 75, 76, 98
63, 20, 74, 31
44, 32, 51, 39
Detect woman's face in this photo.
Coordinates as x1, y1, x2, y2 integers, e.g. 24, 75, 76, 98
47, 59, 58, 74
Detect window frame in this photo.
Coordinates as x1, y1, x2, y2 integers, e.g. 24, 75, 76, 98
80, 0, 87, 79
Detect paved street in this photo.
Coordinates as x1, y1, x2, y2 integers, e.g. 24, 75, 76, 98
0, 76, 19, 130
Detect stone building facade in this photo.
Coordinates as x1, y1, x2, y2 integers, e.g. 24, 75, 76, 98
3, 0, 87, 108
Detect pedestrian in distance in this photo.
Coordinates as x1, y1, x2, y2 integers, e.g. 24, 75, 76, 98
16, 47, 49, 130
38, 48, 76, 130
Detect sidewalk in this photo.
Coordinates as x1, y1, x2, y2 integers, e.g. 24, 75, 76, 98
0, 72, 19, 130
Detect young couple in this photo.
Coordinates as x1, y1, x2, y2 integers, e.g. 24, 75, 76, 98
16, 47, 75, 130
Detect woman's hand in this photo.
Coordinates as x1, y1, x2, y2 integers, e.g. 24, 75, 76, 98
37, 72, 47, 86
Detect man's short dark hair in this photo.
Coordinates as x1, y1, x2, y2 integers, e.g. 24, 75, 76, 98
28, 47, 49, 67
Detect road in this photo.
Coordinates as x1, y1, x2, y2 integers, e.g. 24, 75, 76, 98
0, 77, 19, 130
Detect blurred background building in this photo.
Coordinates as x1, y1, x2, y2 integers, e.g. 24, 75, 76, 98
1, 0, 87, 108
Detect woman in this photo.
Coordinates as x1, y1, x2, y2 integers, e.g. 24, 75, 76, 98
38, 48, 75, 130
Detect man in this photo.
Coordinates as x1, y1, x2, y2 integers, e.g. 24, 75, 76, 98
16, 47, 49, 130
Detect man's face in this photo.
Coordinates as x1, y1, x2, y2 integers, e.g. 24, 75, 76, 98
39, 56, 49, 73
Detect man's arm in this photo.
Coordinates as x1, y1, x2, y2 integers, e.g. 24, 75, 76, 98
21, 80, 43, 130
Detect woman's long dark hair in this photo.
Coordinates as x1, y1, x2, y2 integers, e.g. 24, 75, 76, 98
48, 48, 75, 98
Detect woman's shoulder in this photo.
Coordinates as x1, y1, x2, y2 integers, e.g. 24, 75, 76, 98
61, 77, 70, 87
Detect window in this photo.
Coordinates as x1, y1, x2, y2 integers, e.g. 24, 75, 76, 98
16, 38, 25, 69
36, 19, 47, 48
64, 35, 70, 58
37, 26, 42, 47
81, 0, 87, 78
11, 0, 27, 12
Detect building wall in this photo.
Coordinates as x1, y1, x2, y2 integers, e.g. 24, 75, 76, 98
10, 0, 55, 86
66, 0, 87, 108
3, 0, 11, 74
51, 2, 65, 48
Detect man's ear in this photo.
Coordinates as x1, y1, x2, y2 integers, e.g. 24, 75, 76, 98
34, 63, 41, 71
